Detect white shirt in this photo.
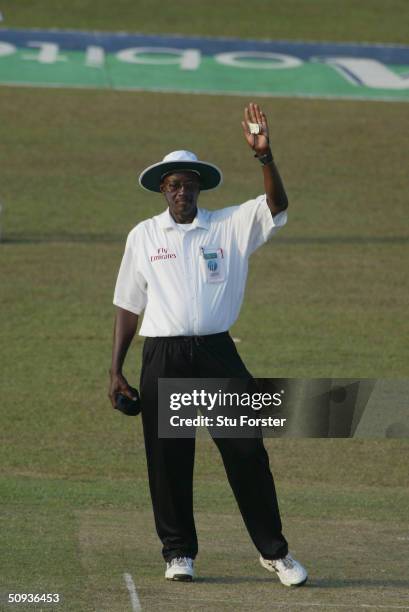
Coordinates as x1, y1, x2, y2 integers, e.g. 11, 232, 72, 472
113, 194, 287, 337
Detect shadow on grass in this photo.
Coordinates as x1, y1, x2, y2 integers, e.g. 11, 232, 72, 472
2, 234, 409, 245
309, 578, 409, 589
2, 233, 123, 244
192, 576, 409, 588
194, 576, 274, 584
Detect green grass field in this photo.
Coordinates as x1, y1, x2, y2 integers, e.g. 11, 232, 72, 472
2, 0, 409, 44
1, 2, 409, 611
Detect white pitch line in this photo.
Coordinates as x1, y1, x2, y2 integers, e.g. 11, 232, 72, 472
123, 572, 142, 612
141, 594, 409, 610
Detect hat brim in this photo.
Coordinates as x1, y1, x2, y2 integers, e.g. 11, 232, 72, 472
139, 160, 223, 193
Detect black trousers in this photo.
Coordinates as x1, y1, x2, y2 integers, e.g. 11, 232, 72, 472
139, 332, 288, 562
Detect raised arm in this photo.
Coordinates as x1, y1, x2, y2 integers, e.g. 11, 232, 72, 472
241, 102, 289, 216
108, 306, 139, 409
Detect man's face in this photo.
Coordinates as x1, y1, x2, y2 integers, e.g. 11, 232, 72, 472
160, 171, 200, 222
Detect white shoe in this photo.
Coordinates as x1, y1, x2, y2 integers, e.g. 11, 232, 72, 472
260, 553, 308, 586
165, 557, 194, 581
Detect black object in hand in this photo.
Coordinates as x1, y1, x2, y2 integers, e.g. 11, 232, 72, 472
114, 388, 141, 416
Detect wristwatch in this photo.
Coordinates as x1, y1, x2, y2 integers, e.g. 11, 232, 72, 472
254, 149, 274, 165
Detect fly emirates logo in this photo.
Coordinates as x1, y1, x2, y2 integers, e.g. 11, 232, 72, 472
150, 247, 177, 262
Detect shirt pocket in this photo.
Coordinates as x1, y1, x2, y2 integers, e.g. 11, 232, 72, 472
200, 245, 226, 284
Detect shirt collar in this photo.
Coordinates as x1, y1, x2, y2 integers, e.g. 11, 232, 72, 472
157, 207, 210, 231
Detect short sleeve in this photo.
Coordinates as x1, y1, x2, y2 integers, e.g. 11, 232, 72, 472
231, 194, 287, 256
113, 230, 147, 315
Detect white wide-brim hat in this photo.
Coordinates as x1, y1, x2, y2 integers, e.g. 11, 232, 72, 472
138, 150, 223, 193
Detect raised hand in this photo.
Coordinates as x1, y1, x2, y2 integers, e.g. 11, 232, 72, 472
241, 102, 270, 155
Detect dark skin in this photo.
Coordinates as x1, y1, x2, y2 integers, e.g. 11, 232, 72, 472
108, 102, 289, 407
160, 171, 201, 223
241, 102, 289, 215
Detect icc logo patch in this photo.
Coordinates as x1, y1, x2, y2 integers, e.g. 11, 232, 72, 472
207, 260, 218, 272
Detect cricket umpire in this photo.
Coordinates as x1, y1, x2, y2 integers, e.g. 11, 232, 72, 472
109, 103, 307, 586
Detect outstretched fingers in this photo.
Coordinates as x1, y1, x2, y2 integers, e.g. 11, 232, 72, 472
253, 103, 263, 124
245, 102, 268, 129
248, 102, 257, 123
241, 120, 255, 148
243, 103, 269, 148
254, 104, 268, 133
241, 120, 250, 135
260, 109, 268, 130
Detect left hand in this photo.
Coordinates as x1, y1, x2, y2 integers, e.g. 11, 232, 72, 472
241, 102, 270, 155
